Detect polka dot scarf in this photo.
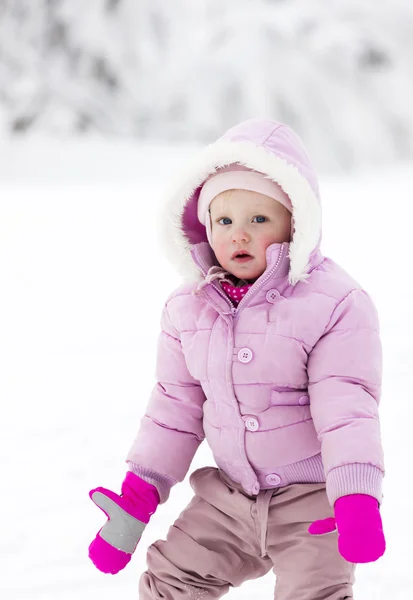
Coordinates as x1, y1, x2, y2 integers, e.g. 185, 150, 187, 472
192, 265, 253, 306
220, 281, 253, 306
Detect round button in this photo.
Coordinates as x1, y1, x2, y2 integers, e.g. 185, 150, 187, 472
243, 416, 259, 431
238, 347, 253, 363
266, 473, 281, 486
298, 395, 310, 406
252, 482, 260, 495
266, 289, 280, 303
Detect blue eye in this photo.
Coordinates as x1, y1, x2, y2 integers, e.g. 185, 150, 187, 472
217, 216, 267, 225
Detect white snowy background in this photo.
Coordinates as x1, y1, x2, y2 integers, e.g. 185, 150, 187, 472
1, 0, 413, 170
1, 140, 412, 600
1, 1, 413, 598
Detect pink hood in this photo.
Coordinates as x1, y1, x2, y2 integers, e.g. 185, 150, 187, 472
160, 118, 323, 285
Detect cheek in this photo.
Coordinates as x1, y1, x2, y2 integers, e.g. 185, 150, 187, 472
257, 233, 278, 250
211, 234, 228, 258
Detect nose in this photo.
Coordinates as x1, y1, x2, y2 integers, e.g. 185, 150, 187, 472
232, 228, 250, 243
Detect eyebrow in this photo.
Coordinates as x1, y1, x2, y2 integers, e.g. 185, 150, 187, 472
211, 208, 272, 217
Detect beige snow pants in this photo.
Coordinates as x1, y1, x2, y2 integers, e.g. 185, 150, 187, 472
139, 466, 356, 599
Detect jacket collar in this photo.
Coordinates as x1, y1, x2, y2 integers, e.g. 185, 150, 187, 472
190, 241, 323, 285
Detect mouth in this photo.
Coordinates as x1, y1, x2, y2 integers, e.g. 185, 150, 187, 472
231, 250, 254, 263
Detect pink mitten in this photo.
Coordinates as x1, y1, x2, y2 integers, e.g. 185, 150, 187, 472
89, 472, 160, 574
308, 494, 386, 563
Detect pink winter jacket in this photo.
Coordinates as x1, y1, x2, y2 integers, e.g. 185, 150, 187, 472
126, 118, 385, 507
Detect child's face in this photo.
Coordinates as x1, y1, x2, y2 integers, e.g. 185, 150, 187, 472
209, 189, 291, 282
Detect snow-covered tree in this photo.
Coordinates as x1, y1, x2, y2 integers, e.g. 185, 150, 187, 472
1, 0, 413, 170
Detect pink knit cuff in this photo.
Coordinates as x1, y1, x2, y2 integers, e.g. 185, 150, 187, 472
326, 463, 384, 506
127, 462, 177, 504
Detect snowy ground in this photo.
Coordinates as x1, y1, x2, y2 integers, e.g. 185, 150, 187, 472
0, 138, 412, 599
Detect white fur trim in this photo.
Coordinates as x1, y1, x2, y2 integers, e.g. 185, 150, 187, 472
158, 140, 322, 286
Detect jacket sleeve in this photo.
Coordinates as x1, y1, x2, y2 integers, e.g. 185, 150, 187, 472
126, 298, 206, 503
307, 289, 385, 506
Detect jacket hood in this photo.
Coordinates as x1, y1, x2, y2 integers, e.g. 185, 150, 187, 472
160, 118, 323, 286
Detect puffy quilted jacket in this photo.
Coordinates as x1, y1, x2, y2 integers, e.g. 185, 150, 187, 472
126, 119, 384, 507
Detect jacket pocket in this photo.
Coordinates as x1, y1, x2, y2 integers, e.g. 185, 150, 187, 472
270, 388, 310, 407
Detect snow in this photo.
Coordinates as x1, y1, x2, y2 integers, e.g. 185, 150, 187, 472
0, 139, 412, 598
2, 0, 413, 170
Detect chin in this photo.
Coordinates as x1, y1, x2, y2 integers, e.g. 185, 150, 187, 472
234, 269, 261, 280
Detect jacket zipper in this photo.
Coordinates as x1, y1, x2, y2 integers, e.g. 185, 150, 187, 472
192, 242, 288, 495
194, 242, 288, 318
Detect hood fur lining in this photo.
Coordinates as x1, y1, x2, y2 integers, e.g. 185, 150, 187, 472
159, 140, 322, 286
